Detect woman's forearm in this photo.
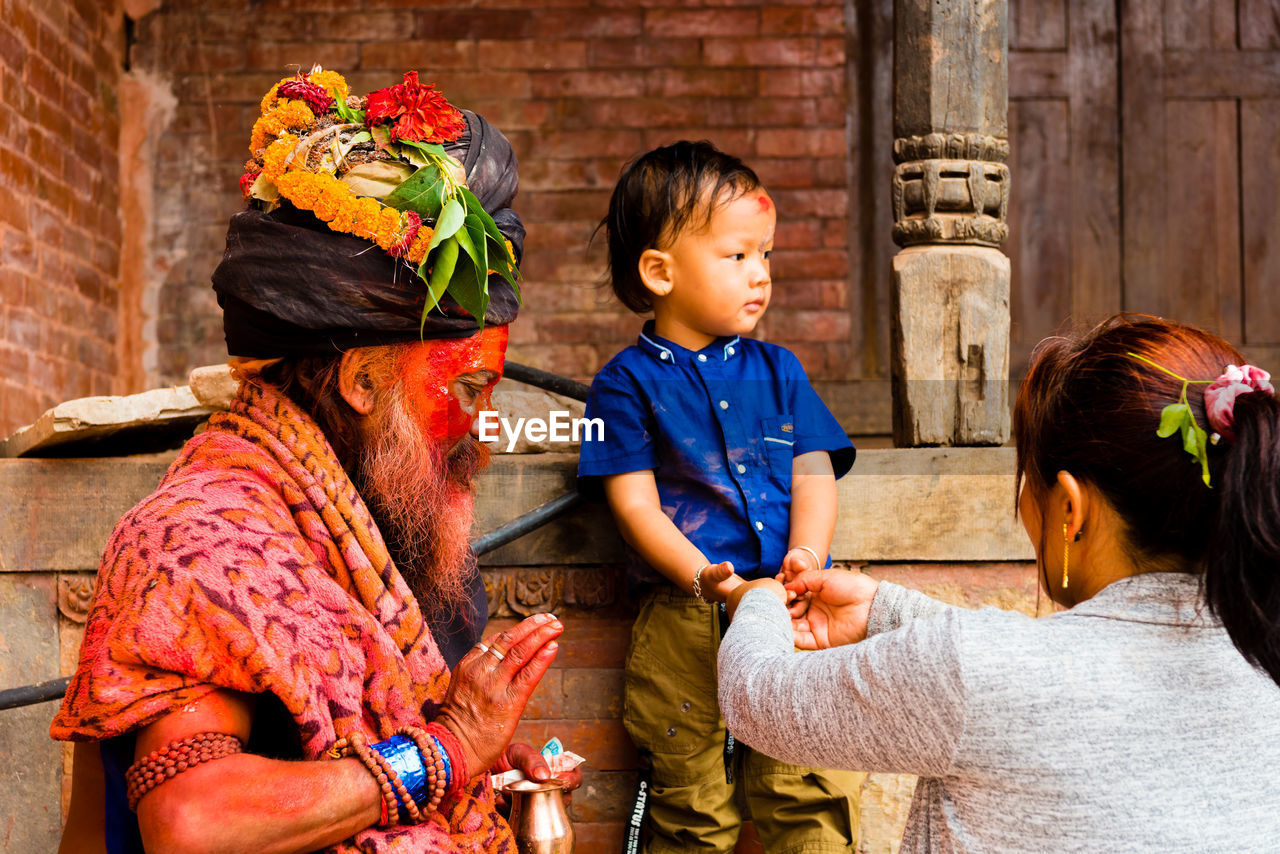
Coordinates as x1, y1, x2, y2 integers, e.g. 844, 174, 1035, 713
865, 580, 955, 636
720, 587, 965, 777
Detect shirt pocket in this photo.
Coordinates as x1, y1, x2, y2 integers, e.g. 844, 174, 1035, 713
760, 414, 796, 476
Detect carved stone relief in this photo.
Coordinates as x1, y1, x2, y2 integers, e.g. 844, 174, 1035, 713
57, 576, 96, 624
481, 567, 620, 617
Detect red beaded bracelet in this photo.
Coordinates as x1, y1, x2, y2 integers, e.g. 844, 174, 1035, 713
124, 732, 243, 810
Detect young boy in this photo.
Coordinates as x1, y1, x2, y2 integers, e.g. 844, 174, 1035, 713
579, 141, 864, 853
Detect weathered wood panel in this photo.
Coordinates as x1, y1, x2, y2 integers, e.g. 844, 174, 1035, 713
1240, 0, 1280, 49
477, 449, 1032, 565
1011, 0, 1066, 50
1159, 99, 1241, 340
833, 448, 1031, 561
0, 573, 63, 850
1009, 52, 1069, 99
1121, 0, 1169, 314
847, 0, 896, 382
1007, 99, 1072, 376
1164, 0, 1237, 49
1163, 50, 1280, 97
0, 459, 172, 573
1241, 99, 1280, 347
1, 450, 1032, 575
1066, 0, 1122, 324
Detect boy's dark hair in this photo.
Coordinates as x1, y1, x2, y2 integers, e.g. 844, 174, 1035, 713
600, 140, 762, 313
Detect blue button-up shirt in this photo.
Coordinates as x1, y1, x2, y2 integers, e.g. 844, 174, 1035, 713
578, 322, 854, 586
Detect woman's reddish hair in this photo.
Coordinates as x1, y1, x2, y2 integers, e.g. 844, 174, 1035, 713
1014, 314, 1280, 686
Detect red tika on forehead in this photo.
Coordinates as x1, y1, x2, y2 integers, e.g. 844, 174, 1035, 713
756, 194, 772, 212
402, 325, 509, 443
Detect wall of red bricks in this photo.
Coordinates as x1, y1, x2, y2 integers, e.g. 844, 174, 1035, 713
0, 0, 124, 438
127, 0, 854, 388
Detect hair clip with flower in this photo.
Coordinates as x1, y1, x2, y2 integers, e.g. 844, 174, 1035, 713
1127, 352, 1214, 487
241, 67, 519, 333
1204, 364, 1275, 444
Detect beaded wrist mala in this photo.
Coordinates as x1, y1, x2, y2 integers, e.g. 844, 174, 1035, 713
330, 731, 419, 826
125, 732, 243, 810
330, 725, 463, 827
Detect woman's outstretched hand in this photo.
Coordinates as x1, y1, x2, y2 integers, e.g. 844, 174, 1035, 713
436, 613, 563, 777
784, 570, 880, 650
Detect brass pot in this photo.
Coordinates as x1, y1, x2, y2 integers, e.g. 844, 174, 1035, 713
504, 778, 574, 853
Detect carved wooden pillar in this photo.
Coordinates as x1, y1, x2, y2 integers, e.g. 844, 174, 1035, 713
890, 0, 1011, 446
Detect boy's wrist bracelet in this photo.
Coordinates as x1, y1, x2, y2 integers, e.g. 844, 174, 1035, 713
692, 563, 711, 603
791, 546, 822, 570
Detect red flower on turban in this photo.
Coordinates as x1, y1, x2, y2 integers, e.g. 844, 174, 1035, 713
277, 78, 334, 116
365, 72, 466, 144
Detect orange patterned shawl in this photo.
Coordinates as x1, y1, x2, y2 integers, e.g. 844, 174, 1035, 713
51, 381, 514, 853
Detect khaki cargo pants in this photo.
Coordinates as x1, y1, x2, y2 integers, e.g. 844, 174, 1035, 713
624, 587, 865, 853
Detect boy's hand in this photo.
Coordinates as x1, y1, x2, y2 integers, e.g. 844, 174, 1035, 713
779, 546, 822, 583
697, 560, 741, 603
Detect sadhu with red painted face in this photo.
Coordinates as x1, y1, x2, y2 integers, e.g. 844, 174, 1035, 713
51, 68, 579, 854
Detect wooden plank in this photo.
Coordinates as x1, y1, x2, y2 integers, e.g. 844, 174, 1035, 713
812, 379, 893, 435
0, 458, 173, 573
1010, 0, 1067, 50
1, 449, 1031, 576
0, 573, 63, 850
1009, 50, 1069, 99
1121, 0, 1169, 314
1240, 344, 1280, 368
1007, 99, 1073, 378
472, 454, 626, 567
1068, 0, 1123, 323
1164, 0, 1237, 48
1241, 99, 1280, 346
835, 448, 1032, 561
1241, 0, 1280, 49
847, 0, 896, 380
1164, 50, 1280, 97
475, 449, 1032, 565
1160, 99, 1241, 339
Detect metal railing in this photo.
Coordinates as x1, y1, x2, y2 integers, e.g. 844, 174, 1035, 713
0, 361, 589, 711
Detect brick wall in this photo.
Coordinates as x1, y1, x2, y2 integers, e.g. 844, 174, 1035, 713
0, 0, 124, 438
127, 0, 854, 387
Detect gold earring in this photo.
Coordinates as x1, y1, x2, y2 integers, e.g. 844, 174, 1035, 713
1062, 523, 1070, 588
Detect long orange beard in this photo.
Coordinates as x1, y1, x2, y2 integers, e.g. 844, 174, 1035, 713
357, 383, 491, 621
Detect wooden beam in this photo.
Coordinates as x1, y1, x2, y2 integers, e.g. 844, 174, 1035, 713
1163, 51, 1280, 97
0, 449, 1032, 574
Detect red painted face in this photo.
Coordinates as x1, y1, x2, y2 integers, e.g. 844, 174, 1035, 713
755, 193, 772, 213
401, 325, 508, 446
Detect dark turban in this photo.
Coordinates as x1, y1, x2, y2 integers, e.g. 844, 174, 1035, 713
212, 110, 523, 358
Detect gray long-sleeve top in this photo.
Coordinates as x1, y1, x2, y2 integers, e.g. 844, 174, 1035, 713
718, 572, 1280, 853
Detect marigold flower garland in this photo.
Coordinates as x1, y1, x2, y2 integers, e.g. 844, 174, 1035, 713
240, 67, 519, 330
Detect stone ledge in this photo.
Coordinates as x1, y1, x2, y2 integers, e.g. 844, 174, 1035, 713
0, 387, 212, 459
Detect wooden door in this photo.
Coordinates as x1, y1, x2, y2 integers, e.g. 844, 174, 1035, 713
1006, 0, 1122, 377
1122, 0, 1280, 367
